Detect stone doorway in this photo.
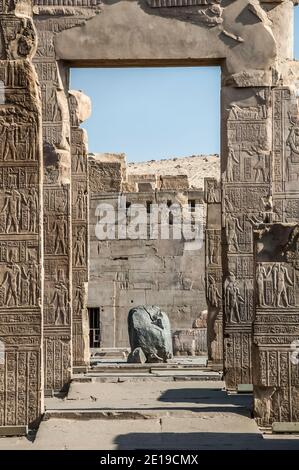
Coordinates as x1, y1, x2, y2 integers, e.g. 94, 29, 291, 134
1, 0, 299, 433
72, 65, 220, 362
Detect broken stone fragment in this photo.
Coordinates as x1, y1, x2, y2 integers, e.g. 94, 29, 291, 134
127, 305, 173, 363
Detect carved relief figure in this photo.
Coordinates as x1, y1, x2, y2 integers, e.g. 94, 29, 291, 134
224, 272, 244, 323
74, 284, 85, 312
75, 153, 84, 173
207, 180, 218, 203
25, 188, 38, 232
225, 148, 239, 182
53, 216, 67, 255
251, 147, 268, 182
74, 226, 85, 266
256, 264, 272, 307
47, 87, 60, 121
21, 256, 39, 306
75, 188, 85, 220
226, 213, 243, 251
52, 281, 68, 326
26, 116, 37, 160
197, 4, 223, 26
208, 231, 220, 265
272, 264, 293, 308
0, 116, 17, 160
1, 260, 21, 306
286, 115, 299, 181
207, 275, 221, 307
1, 188, 22, 233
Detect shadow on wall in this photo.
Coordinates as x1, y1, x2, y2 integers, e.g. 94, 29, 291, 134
113, 432, 299, 450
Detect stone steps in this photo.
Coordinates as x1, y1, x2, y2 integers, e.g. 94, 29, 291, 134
72, 370, 223, 383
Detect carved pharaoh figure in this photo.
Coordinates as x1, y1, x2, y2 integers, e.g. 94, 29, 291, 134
256, 264, 271, 307
53, 216, 67, 254
0, 116, 17, 161
208, 231, 220, 265
252, 148, 268, 182
207, 275, 221, 308
75, 188, 85, 220
74, 284, 85, 312
1, 261, 21, 306
1, 188, 22, 233
224, 272, 244, 323
22, 259, 39, 306
225, 147, 239, 182
225, 213, 243, 252
74, 226, 85, 266
272, 263, 293, 308
52, 281, 69, 326
26, 188, 38, 232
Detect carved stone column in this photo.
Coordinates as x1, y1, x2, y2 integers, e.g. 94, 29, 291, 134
33, 18, 72, 393
0, 1, 43, 427
222, 86, 273, 390
253, 223, 299, 427
204, 178, 223, 368
69, 90, 91, 367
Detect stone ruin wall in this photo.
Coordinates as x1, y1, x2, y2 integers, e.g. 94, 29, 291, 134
88, 154, 208, 350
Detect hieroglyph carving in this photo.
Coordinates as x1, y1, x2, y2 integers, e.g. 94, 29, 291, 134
0, 2, 43, 428
204, 178, 223, 365
222, 88, 272, 389
69, 91, 90, 367
253, 224, 299, 426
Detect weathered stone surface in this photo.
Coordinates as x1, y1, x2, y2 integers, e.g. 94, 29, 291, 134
193, 310, 208, 329
252, 224, 299, 427
0, 1, 44, 427
127, 347, 147, 364
69, 90, 90, 367
88, 179, 207, 347
128, 306, 173, 363
34, 9, 73, 392
204, 178, 223, 367
52, 0, 279, 81
173, 328, 207, 356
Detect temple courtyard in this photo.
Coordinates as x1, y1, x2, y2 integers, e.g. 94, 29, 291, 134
1, 359, 299, 450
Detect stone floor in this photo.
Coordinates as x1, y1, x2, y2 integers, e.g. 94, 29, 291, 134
1, 378, 299, 449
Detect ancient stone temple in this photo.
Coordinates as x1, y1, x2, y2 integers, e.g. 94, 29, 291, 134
0, 0, 299, 434
88, 154, 207, 350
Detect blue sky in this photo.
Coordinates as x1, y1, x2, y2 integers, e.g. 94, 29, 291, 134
71, 8, 299, 162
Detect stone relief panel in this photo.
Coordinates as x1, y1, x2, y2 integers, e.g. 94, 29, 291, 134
69, 90, 90, 366
205, 178, 222, 366
33, 10, 75, 392
0, 3, 43, 428
222, 87, 272, 390
253, 224, 299, 426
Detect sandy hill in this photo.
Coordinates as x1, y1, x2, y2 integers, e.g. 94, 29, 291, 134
127, 154, 220, 190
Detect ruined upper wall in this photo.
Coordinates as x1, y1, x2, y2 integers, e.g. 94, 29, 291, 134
32, 0, 297, 85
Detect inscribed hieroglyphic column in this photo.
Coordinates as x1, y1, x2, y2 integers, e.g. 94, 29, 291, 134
253, 223, 299, 427
0, 1, 43, 427
204, 178, 223, 367
69, 90, 91, 367
33, 0, 101, 393
33, 13, 72, 393
222, 87, 273, 390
